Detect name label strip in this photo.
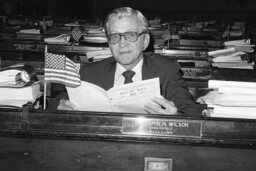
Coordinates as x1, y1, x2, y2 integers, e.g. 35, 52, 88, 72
122, 117, 202, 138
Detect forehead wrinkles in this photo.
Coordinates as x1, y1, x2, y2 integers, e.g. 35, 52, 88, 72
109, 16, 142, 32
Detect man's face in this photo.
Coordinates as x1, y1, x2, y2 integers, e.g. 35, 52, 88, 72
108, 15, 149, 70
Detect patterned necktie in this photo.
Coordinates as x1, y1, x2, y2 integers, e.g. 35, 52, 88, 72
122, 70, 135, 84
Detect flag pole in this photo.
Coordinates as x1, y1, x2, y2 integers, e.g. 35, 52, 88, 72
167, 24, 170, 49
43, 45, 47, 110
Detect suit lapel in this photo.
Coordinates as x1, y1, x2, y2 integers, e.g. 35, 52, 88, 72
142, 54, 160, 80
101, 57, 116, 90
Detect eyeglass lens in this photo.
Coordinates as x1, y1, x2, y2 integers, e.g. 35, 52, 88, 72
109, 32, 144, 44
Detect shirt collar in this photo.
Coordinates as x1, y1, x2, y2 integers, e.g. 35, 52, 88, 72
114, 58, 143, 85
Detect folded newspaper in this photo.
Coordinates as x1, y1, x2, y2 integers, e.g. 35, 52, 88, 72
66, 77, 161, 113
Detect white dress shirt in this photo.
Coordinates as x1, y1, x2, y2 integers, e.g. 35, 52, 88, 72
114, 58, 143, 86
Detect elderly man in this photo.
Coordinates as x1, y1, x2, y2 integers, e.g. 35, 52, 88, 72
55, 7, 201, 116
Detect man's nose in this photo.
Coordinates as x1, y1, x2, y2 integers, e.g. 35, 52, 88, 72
119, 35, 128, 47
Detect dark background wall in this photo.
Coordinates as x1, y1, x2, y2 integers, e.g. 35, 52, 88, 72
1, 0, 256, 21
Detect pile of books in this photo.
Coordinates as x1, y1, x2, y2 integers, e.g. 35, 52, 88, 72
0, 64, 42, 108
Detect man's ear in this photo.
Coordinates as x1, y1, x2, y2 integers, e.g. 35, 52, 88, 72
143, 33, 150, 51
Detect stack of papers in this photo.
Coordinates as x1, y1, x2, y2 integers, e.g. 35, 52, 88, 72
197, 80, 256, 119
17, 29, 40, 34
224, 39, 255, 53
86, 49, 112, 61
16, 29, 41, 40
0, 64, 42, 108
0, 81, 42, 108
44, 34, 71, 44
83, 27, 107, 43
208, 39, 255, 69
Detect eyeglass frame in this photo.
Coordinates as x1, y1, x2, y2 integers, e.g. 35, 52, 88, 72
108, 31, 148, 44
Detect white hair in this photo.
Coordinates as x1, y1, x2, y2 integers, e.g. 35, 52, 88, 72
104, 7, 149, 37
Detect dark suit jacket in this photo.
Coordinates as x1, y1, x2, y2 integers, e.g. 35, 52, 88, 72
49, 52, 202, 116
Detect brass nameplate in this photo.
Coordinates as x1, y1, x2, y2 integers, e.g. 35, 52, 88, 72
145, 157, 173, 171
122, 117, 202, 137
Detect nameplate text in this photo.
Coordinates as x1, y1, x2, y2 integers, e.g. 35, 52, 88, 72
122, 117, 202, 137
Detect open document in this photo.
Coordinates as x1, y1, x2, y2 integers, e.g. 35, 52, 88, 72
66, 77, 160, 113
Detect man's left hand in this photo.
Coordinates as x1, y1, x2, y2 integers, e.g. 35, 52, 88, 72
144, 96, 178, 115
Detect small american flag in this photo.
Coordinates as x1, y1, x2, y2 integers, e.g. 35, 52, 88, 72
71, 26, 82, 42
161, 29, 172, 41
45, 52, 81, 87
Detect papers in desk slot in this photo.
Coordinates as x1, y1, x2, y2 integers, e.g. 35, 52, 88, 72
67, 78, 161, 113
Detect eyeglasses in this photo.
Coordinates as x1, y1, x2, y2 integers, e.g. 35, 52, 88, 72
108, 31, 147, 44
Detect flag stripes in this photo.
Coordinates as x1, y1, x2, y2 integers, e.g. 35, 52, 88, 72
45, 52, 81, 87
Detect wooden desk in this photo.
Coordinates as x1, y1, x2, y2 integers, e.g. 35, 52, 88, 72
0, 39, 108, 55
0, 107, 256, 171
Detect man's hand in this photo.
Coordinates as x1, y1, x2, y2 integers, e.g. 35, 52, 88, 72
57, 99, 78, 110
144, 96, 178, 115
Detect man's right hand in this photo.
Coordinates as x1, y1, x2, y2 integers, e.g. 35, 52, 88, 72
57, 99, 78, 110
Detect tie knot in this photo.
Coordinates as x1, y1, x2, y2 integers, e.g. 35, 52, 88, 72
122, 70, 135, 84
